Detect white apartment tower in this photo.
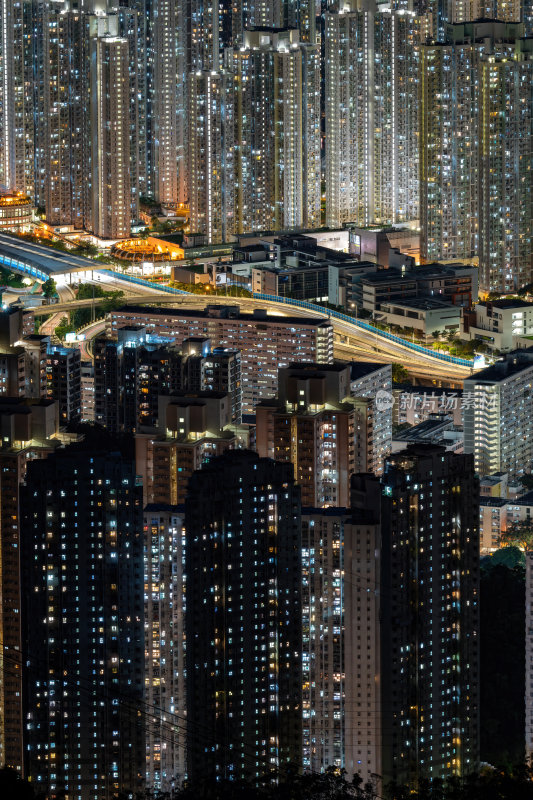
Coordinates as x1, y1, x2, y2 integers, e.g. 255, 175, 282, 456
479, 38, 533, 294
189, 28, 321, 242
325, 1, 419, 229
153, 0, 185, 205
42, 9, 88, 227
350, 362, 393, 475
463, 349, 533, 479
0, 0, 33, 194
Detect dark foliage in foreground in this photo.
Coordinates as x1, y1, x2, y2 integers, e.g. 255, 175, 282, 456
7, 764, 533, 800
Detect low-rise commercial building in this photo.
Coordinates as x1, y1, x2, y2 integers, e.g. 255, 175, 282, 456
358, 263, 478, 319
376, 297, 461, 335
461, 299, 533, 352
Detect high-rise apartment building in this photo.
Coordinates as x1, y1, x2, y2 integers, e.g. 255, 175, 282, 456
256, 363, 376, 507
41, 8, 87, 228
0, 311, 49, 400
36, 9, 141, 234
46, 344, 81, 426
109, 305, 333, 414
325, 2, 420, 228
0, 0, 33, 195
188, 70, 235, 243
0, 398, 58, 774
152, 0, 185, 204
182, 337, 242, 423
350, 362, 393, 474
143, 504, 186, 791
421, 20, 531, 293
421, 0, 522, 41
90, 32, 132, 238
189, 28, 321, 241
230, 29, 321, 235
301, 508, 381, 782
94, 327, 242, 431
463, 349, 533, 478
94, 327, 183, 432
352, 444, 480, 786
479, 38, 533, 293
135, 391, 242, 505
80, 361, 95, 422
22, 444, 144, 799
185, 450, 302, 782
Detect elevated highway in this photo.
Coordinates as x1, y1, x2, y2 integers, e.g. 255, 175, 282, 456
35, 278, 473, 382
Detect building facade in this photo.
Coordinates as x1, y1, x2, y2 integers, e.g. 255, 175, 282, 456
420, 20, 531, 295
325, 2, 419, 228
185, 450, 302, 782
301, 508, 381, 782
143, 504, 186, 791
352, 445, 480, 786
463, 349, 533, 479
256, 363, 376, 507
0, 399, 58, 774
22, 446, 145, 799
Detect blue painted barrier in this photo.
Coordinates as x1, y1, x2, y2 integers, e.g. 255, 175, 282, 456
0, 253, 48, 281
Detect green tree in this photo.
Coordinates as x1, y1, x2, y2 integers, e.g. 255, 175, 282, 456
392, 363, 410, 385
520, 475, 533, 491
74, 241, 99, 257
501, 521, 533, 552
42, 277, 57, 298
54, 316, 74, 340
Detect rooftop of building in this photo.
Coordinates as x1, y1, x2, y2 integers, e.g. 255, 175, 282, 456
393, 416, 458, 442
350, 362, 391, 380
413, 262, 476, 276
166, 390, 228, 402
113, 304, 331, 326
441, 18, 526, 44
387, 442, 450, 461
479, 497, 509, 508
465, 348, 533, 383
394, 385, 463, 397
286, 361, 348, 374
0, 192, 32, 207
360, 269, 409, 285
256, 397, 365, 414
0, 233, 98, 276
480, 473, 508, 487
382, 297, 457, 311
0, 397, 56, 413
479, 298, 533, 310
